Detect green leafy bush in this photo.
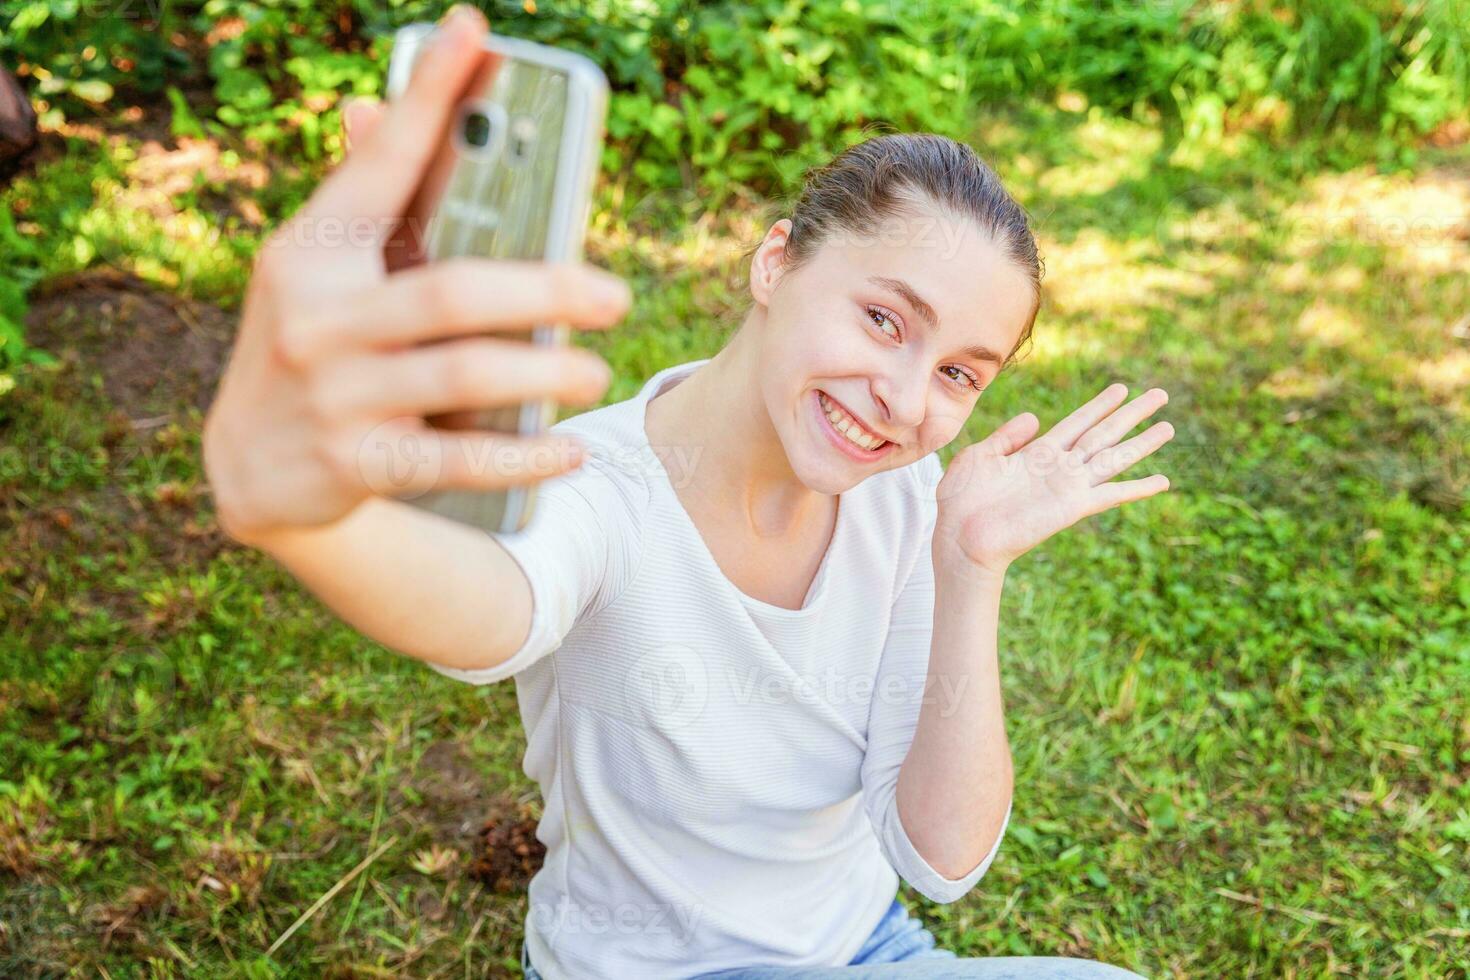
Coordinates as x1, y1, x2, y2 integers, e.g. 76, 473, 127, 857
2, 0, 1466, 201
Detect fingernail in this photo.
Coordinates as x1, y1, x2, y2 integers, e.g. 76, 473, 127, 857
429, 5, 481, 52
442, 4, 486, 27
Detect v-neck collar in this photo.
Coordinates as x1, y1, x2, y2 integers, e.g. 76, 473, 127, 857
634, 359, 849, 618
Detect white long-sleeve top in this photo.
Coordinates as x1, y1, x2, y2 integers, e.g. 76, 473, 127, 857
431, 357, 1009, 979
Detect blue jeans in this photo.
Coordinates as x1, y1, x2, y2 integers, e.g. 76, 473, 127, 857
520, 897, 1146, 978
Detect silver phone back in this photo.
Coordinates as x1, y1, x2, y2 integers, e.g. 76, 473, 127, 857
386, 25, 608, 533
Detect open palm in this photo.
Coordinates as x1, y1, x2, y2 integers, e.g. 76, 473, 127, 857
934, 383, 1175, 577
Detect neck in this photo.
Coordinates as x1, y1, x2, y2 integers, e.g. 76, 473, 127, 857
645, 308, 829, 538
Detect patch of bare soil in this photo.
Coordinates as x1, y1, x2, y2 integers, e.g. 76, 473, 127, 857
407, 741, 546, 893
25, 267, 234, 419
1, 268, 236, 629
412, 741, 496, 843
7, 102, 276, 575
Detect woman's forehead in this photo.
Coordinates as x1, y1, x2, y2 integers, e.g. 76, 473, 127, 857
812, 224, 1036, 344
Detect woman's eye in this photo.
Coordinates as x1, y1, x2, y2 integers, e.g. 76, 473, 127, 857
866, 306, 900, 340
941, 365, 984, 392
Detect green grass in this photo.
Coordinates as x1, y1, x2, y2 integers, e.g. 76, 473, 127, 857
1, 101, 1468, 977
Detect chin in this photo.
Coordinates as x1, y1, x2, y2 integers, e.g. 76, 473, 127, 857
790, 458, 858, 496
787, 438, 904, 495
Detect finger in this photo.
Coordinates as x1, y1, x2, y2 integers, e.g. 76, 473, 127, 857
281, 259, 631, 365
312, 339, 611, 420
357, 418, 588, 498
1082, 473, 1171, 517
1073, 387, 1169, 459
1040, 382, 1129, 450
1086, 420, 1175, 484
976, 411, 1040, 456
310, 6, 493, 224
342, 98, 384, 152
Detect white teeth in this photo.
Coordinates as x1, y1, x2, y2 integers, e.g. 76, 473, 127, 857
818, 391, 884, 452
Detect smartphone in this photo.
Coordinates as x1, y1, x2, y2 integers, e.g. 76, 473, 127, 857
384, 22, 609, 533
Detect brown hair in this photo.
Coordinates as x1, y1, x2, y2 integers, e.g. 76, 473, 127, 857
769, 132, 1043, 366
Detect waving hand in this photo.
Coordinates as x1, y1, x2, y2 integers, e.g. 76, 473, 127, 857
933, 384, 1175, 578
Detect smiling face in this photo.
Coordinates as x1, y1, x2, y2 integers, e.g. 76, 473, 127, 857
748, 195, 1038, 494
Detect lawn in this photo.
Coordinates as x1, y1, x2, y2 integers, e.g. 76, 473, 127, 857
2, 83, 1468, 980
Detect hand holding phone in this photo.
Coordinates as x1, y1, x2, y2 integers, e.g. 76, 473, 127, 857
202, 8, 627, 548
386, 19, 611, 533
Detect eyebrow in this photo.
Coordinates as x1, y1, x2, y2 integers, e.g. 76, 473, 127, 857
866, 275, 1008, 366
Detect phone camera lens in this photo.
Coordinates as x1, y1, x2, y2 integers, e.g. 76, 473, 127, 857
462, 110, 493, 149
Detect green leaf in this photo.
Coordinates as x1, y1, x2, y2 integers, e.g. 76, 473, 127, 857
166, 86, 207, 140
68, 78, 114, 104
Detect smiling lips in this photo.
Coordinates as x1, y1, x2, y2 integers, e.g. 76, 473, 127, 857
817, 390, 890, 454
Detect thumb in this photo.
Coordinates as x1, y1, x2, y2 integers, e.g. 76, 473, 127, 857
977, 411, 1040, 456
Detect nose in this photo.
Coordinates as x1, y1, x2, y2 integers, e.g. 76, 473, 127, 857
870, 366, 926, 433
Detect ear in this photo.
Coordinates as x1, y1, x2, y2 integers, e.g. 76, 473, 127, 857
749, 218, 793, 307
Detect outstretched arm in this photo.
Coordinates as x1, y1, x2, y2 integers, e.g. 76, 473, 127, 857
202, 8, 629, 673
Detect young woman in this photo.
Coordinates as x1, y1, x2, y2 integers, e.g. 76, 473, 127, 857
204, 9, 1172, 978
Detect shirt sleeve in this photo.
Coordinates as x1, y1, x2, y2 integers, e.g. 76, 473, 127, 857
428, 436, 646, 686
859, 453, 1011, 904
